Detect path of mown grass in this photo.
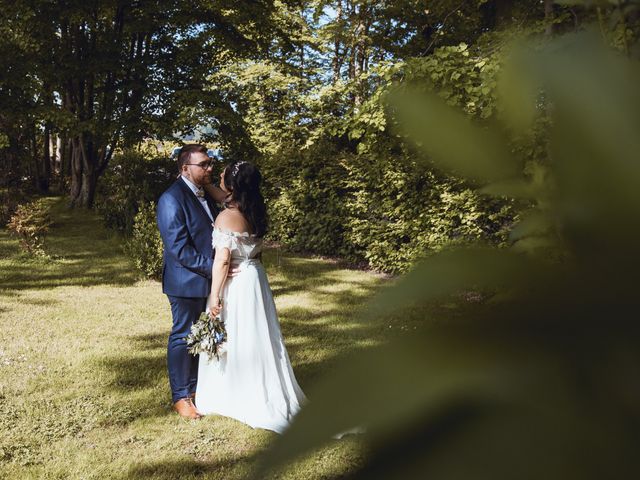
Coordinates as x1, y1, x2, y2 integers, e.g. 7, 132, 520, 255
0, 197, 395, 479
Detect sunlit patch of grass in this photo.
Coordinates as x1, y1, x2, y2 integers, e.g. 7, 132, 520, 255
1, 197, 404, 479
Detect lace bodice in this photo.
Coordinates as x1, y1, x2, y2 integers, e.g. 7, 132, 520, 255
212, 227, 263, 262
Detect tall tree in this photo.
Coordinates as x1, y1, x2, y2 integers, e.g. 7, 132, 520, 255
0, 0, 289, 207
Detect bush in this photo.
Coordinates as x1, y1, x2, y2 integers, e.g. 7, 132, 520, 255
262, 142, 514, 274
343, 153, 515, 273
7, 199, 53, 256
96, 149, 176, 235
0, 189, 27, 227
265, 144, 354, 258
125, 202, 163, 279
254, 43, 517, 274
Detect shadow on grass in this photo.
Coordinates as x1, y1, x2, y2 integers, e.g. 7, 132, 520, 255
273, 274, 390, 389
90, 335, 170, 424
130, 332, 167, 350
95, 276, 384, 421
21, 297, 61, 306
93, 240, 392, 424
122, 456, 354, 480
102, 353, 167, 391
0, 198, 138, 296
121, 453, 261, 480
98, 333, 167, 390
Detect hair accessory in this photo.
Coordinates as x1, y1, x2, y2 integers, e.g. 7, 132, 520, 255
232, 161, 248, 177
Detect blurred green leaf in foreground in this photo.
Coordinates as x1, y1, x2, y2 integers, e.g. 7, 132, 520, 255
256, 21, 640, 480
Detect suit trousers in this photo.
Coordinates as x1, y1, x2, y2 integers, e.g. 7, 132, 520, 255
166, 295, 207, 403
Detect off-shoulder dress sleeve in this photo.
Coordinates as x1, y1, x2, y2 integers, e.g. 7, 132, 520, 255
212, 228, 236, 253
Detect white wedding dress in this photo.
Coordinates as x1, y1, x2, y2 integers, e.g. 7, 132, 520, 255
195, 227, 307, 433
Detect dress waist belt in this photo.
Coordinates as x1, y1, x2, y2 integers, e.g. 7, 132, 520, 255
234, 259, 262, 269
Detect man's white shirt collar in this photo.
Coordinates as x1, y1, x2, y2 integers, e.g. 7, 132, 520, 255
181, 175, 213, 221
181, 175, 202, 196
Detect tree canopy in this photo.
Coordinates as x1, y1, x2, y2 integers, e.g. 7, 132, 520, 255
1, 0, 638, 222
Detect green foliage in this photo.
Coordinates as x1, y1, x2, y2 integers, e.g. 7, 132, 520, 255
409, 42, 501, 118
265, 144, 352, 257
238, 43, 516, 273
256, 36, 517, 273
343, 153, 514, 273
7, 199, 52, 256
95, 148, 175, 235
222, 4, 543, 274
0, 189, 28, 227
263, 140, 514, 273
125, 202, 164, 280
257, 29, 640, 480
93, 147, 172, 280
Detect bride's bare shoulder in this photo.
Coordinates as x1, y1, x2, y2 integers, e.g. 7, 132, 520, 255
214, 208, 250, 233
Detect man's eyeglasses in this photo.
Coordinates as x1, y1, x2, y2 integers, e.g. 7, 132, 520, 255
186, 162, 214, 169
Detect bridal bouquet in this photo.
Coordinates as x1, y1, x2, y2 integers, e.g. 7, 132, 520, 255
186, 311, 227, 361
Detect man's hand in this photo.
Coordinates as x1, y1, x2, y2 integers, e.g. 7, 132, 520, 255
227, 266, 242, 277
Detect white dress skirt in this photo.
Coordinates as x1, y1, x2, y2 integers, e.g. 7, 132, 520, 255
195, 228, 307, 433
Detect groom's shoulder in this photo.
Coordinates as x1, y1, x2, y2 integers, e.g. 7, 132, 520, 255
158, 180, 185, 207
160, 179, 184, 199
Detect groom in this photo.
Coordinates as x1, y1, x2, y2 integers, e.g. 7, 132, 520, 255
157, 144, 220, 419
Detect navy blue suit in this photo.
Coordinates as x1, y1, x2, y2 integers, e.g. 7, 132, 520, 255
157, 178, 219, 403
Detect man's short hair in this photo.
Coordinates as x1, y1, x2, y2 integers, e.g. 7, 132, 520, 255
177, 144, 208, 170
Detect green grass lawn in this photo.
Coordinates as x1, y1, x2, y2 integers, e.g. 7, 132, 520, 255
0, 197, 393, 479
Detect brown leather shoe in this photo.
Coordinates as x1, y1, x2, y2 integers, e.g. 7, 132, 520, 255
189, 392, 203, 415
172, 398, 201, 420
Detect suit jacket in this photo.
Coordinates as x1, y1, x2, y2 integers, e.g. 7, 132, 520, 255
157, 178, 220, 298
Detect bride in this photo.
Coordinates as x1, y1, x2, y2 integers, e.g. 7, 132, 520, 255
195, 160, 307, 433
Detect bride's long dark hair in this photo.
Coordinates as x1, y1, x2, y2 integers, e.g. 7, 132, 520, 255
223, 160, 268, 237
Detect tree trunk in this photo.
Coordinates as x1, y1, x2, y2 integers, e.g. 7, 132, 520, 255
481, 0, 516, 30
69, 133, 104, 208
60, 136, 70, 178
2, 136, 20, 188
40, 124, 51, 192
347, 2, 357, 81
545, 0, 555, 36
69, 139, 83, 205
31, 127, 42, 191
51, 134, 59, 176
352, 3, 370, 106
79, 167, 97, 207
332, 0, 343, 82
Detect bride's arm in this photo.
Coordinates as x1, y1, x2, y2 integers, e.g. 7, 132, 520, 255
203, 182, 228, 203
208, 247, 231, 316
208, 210, 235, 315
